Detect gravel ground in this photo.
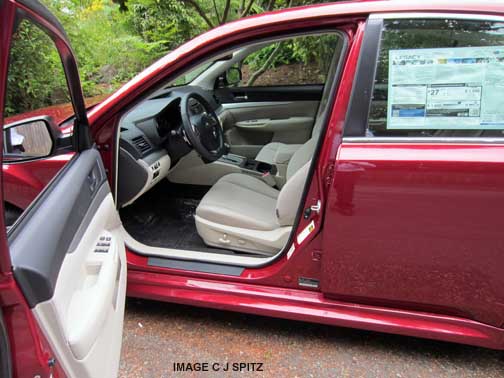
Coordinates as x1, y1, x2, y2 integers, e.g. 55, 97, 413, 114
119, 298, 504, 378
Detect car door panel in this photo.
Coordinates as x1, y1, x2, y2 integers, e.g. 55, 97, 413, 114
216, 84, 323, 103
216, 86, 322, 157
220, 100, 319, 157
323, 143, 504, 327
9, 148, 126, 378
322, 15, 504, 328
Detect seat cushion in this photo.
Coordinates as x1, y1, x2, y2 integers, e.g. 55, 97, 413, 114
196, 173, 279, 231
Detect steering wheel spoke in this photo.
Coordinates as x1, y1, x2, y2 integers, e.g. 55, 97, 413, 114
180, 93, 225, 162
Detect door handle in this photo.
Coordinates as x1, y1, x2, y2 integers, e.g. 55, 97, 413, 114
234, 95, 248, 101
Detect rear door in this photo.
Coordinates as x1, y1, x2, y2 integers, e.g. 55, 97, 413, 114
322, 14, 504, 327
215, 33, 341, 157
0, 1, 126, 377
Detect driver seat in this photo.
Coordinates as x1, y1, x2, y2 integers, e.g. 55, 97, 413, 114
195, 137, 315, 255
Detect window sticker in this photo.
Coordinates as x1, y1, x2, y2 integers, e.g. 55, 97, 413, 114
387, 46, 504, 130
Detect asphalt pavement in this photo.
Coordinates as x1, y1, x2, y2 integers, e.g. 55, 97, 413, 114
119, 298, 503, 378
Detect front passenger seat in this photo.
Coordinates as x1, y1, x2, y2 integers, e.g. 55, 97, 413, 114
255, 120, 322, 165
195, 137, 316, 255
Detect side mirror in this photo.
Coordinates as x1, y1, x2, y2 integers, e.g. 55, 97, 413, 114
3, 116, 58, 163
225, 67, 242, 86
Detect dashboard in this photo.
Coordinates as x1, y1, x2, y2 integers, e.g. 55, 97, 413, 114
117, 86, 220, 207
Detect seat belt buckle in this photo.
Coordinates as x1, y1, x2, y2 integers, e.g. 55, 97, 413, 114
261, 171, 276, 187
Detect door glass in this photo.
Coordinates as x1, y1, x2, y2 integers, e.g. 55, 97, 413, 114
367, 19, 504, 138
3, 19, 75, 228
236, 33, 340, 87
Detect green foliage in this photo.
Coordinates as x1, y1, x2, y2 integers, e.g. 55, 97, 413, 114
44, 0, 167, 96
5, 20, 69, 116
243, 34, 339, 85
126, 0, 204, 50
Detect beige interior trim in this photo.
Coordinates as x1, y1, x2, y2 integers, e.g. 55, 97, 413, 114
168, 150, 242, 186
122, 149, 171, 207
235, 117, 314, 132
32, 193, 126, 378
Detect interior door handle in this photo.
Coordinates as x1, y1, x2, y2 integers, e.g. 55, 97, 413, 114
234, 95, 248, 101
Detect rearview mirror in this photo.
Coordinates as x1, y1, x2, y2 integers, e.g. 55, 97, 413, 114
3, 116, 57, 163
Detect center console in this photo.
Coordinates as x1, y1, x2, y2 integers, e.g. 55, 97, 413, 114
219, 153, 280, 187
219, 154, 277, 177
168, 150, 283, 187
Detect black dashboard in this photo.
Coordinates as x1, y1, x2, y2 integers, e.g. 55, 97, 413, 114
119, 86, 220, 161
117, 86, 220, 207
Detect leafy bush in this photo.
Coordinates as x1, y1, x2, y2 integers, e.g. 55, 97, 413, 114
5, 20, 69, 116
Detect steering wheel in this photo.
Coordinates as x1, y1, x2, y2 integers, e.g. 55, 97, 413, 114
180, 93, 225, 162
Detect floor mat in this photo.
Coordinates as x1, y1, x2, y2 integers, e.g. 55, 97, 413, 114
120, 182, 243, 255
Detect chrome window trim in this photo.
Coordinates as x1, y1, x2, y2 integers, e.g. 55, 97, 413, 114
343, 137, 504, 144
369, 12, 504, 22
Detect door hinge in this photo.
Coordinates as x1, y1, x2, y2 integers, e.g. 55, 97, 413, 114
298, 277, 320, 289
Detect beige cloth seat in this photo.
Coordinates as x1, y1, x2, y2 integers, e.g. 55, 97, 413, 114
195, 39, 342, 254
255, 142, 303, 166
196, 173, 279, 231
195, 138, 315, 255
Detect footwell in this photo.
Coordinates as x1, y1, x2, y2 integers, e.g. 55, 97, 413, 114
120, 182, 240, 255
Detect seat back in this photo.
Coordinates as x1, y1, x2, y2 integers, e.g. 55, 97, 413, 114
276, 161, 311, 226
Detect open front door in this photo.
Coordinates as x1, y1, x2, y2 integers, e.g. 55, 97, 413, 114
10, 150, 127, 378
0, 1, 126, 377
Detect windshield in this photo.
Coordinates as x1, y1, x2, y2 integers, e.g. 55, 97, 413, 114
167, 61, 214, 87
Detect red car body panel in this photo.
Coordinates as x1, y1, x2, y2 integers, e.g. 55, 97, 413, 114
3, 154, 72, 209
2, 2, 504, 374
126, 269, 504, 350
323, 143, 504, 327
0, 275, 66, 378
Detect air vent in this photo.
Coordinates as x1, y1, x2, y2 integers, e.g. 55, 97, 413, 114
131, 135, 151, 154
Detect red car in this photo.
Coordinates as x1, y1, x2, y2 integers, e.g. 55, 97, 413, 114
2, 0, 504, 377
